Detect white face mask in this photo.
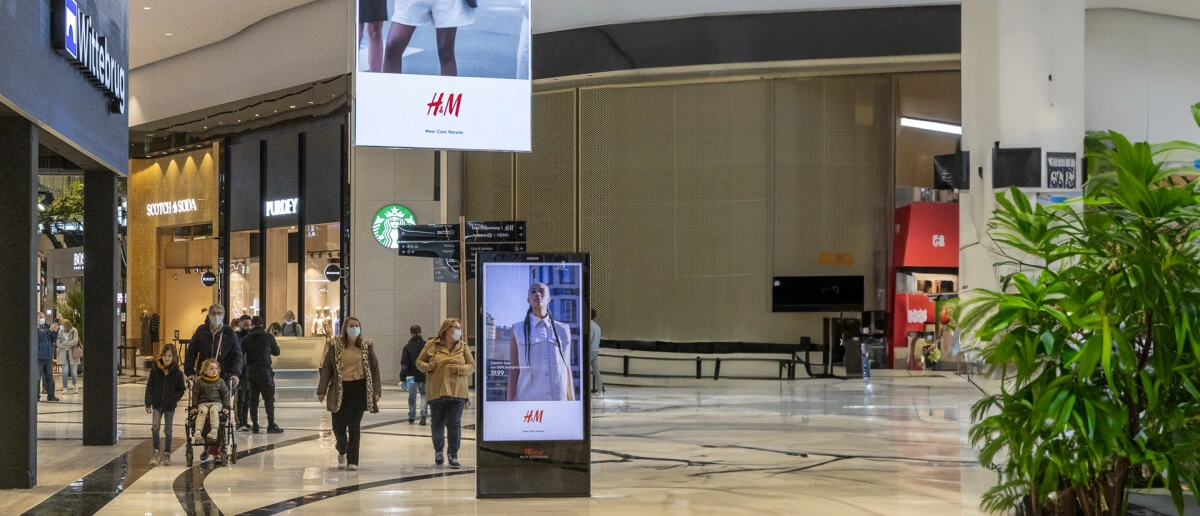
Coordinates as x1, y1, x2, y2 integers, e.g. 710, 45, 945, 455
452, 329, 463, 341
210, 315, 223, 327
347, 327, 361, 339
38, 318, 46, 326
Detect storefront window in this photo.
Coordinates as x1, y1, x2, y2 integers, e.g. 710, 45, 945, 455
265, 227, 300, 328
304, 223, 341, 338
230, 230, 261, 318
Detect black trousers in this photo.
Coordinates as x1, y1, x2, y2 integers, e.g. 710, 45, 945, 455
332, 379, 367, 465
247, 368, 276, 427
236, 379, 251, 426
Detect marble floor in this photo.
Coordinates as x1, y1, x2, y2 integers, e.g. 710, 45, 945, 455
0, 372, 1154, 515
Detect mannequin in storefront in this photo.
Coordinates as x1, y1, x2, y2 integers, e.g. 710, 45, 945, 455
332, 307, 342, 337
140, 309, 153, 355
312, 307, 328, 337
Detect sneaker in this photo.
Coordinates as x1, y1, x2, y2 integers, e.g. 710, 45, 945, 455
237, 424, 251, 432
338, 453, 347, 469
150, 451, 159, 466
267, 425, 284, 434
448, 457, 461, 469
419, 416, 427, 426
200, 449, 209, 462
435, 452, 444, 466
251, 424, 261, 434
409, 418, 415, 424
206, 433, 217, 442
162, 454, 172, 467
46, 397, 60, 402
347, 464, 358, 471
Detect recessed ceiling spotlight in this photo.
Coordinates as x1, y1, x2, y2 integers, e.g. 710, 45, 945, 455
255, 114, 260, 117
202, 126, 207, 129
289, 105, 296, 109
164, 33, 173, 36
308, 101, 314, 104
143, 6, 151, 10
237, 119, 242, 122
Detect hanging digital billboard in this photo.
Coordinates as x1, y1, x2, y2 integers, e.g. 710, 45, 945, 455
354, 0, 532, 152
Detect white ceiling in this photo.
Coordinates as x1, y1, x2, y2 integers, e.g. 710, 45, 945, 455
130, 0, 315, 69
129, 0, 1200, 70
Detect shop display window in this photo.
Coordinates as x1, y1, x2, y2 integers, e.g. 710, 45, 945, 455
264, 227, 300, 329
230, 230, 261, 318
304, 222, 341, 338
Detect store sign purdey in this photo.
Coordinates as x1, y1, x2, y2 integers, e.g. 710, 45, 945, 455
265, 198, 299, 217
52, 0, 127, 114
146, 199, 198, 216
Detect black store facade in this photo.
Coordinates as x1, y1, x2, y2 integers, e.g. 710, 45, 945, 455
0, 0, 129, 487
223, 117, 349, 334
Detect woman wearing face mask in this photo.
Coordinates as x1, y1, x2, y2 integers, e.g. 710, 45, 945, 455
417, 318, 475, 468
281, 310, 303, 336
317, 317, 381, 471
56, 320, 81, 393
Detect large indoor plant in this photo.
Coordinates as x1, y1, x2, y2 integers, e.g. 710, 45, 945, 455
962, 105, 1200, 515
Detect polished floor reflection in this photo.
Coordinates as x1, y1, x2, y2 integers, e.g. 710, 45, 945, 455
4, 372, 1122, 514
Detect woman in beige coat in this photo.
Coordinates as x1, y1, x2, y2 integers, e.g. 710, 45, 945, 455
417, 318, 475, 469
317, 316, 381, 471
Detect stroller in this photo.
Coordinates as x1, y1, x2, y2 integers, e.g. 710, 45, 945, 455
184, 377, 238, 466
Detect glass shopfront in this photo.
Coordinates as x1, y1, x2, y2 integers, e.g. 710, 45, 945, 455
224, 118, 347, 335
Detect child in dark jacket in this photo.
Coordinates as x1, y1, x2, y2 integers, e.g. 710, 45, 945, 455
191, 359, 231, 443
145, 344, 186, 466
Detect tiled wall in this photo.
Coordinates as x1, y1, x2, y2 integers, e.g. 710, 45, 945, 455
351, 147, 462, 379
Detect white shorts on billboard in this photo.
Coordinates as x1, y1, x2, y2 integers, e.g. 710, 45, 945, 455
354, 0, 532, 152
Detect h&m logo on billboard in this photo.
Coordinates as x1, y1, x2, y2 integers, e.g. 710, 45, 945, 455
52, 0, 127, 114
523, 410, 543, 424
427, 93, 463, 117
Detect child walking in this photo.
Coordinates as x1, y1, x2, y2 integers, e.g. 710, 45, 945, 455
145, 343, 186, 466
191, 359, 231, 443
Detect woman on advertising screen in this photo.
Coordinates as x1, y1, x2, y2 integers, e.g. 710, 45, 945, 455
507, 283, 576, 402
417, 318, 475, 468
383, 0, 476, 76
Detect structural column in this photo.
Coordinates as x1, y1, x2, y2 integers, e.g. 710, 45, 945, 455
959, 0, 1086, 292
0, 117, 39, 488
83, 169, 120, 446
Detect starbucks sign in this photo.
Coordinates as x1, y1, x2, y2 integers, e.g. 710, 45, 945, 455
372, 205, 416, 249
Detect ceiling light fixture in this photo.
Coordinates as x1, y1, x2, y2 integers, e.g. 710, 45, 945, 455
289, 105, 296, 109
900, 117, 962, 135
143, 6, 151, 10
164, 33, 173, 36
308, 101, 314, 104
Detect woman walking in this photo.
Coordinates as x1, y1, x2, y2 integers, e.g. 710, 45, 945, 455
317, 317, 381, 471
417, 318, 474, 468
56, 320, 81, 393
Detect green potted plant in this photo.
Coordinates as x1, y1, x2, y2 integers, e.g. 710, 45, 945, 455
962, 104, 1200, 515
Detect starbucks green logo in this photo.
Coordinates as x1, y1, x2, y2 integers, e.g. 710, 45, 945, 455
372, 204, 416, 249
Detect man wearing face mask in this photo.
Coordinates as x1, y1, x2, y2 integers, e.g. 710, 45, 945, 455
507, 283, 576, 402
185, 304, 244, 391
36, 313, 60, 402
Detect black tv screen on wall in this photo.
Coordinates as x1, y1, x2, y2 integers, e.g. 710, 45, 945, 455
772, 276, 865, 312
993, 147, 1041, 188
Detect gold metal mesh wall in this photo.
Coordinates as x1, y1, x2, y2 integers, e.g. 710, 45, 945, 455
578, 87, 616, 327
463, 152, 514, 221
516, 90, 577, 253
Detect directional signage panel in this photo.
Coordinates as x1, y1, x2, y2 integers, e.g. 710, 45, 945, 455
465, 221, 526, 243
400, 241, 460, 260
397, 224, 460, 242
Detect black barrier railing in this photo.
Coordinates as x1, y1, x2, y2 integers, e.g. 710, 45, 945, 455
601, 352, 812, 381
117, 345, 139, 377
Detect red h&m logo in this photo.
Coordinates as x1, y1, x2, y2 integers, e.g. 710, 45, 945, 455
427, 93, 463, 117
523, 410, 543, 423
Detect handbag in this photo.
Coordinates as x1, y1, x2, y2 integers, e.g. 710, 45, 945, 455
466, 0, 478, 7
72, 345, 83, 361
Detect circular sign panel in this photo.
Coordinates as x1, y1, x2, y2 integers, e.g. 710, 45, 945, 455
323, 264, 342, 282
371, 204, 416, 249
200, 271, 217, 287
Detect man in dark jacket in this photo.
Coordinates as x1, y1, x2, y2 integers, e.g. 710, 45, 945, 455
234, 315, 253, 430
36, 314, 60, 402
242, 316, 283, 433
400, 325, 428, 425
185, 304, 243, 389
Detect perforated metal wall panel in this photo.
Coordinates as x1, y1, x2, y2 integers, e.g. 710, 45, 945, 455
464, 152, 514, 221
516, 90, 577, 253
578, 87, 616, 329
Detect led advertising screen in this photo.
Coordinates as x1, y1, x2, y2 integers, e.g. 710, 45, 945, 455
480, 261, 585, 441
354, 0, 531, 151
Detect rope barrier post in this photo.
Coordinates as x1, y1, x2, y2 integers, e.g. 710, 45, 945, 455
695, 357, 701, 379
623, 355, 629, 377
713, 357, 721, 380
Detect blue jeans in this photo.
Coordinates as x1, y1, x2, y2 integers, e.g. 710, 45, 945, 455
61, 355, 78, 390
407, 381, 428, 420
38, 359, 55, 398
152, 409, 175, 452
430, 398, 465, 457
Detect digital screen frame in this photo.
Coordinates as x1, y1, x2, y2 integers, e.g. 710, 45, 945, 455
475, 252, 591, 498
353, 0, 532, 152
